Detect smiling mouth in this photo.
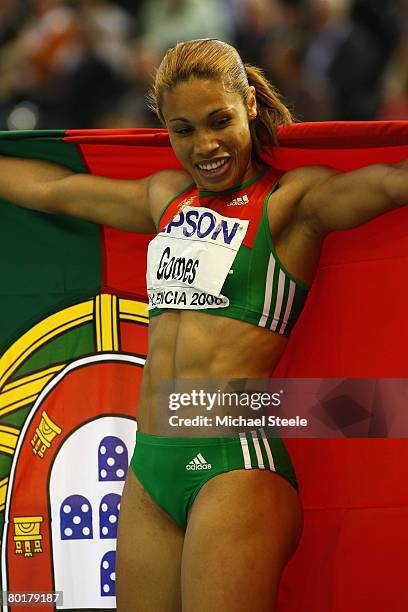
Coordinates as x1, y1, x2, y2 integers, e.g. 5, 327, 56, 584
195, 157, 231, 176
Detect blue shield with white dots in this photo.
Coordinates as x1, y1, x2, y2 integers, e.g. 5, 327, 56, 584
98, 437, 128, 482
50, 415, 136, 608
99, 493, 121, 539
100, 550, 117, 597
60, 494, 93, 540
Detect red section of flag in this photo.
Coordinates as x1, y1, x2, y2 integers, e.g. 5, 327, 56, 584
265, 144, 408, 172
279, 438, 408, 610
120, 321, 149, 355
75, 143, 180, 299
100, 227, 151, 299
274, 203, 408, 377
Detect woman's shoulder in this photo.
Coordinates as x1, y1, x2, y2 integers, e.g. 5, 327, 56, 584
150, 168, 193, 193
279, 165, 339, 191
148, 169, 193, 225
265, 164, 341, 229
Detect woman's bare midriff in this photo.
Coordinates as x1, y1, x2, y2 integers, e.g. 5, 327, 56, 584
136, 310, 288, 434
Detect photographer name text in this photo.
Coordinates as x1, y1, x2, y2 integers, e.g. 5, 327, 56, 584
168, 415, 308, 428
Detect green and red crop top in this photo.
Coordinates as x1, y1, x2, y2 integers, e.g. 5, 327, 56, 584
146, 167, 309, 336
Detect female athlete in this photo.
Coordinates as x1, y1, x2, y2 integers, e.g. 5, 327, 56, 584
0, 39, 407, 612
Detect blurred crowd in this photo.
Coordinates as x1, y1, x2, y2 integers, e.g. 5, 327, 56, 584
0, 0, 407, 130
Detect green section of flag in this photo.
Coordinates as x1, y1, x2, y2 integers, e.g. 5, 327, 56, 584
0, 132, 101, 354
9, 322, 95, 381
0, 406, 31, 430
0, 130, 84, 169
0, 453, 13, 538
0, 454, 13, 477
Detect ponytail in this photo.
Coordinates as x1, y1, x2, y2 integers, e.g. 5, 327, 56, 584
244, 64, 294, 149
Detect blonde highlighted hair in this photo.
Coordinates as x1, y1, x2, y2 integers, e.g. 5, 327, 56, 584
147, 38, 294, 149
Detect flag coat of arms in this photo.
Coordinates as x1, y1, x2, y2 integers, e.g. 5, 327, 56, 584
0, 122, 407, 611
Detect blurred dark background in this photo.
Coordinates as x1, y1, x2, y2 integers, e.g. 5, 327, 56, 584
0, 0, 406, 130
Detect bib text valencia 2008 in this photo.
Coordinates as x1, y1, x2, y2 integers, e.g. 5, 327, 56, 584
149, 289, 226, 308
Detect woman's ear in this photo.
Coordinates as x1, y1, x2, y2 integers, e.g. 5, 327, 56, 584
247, 85, 257, 120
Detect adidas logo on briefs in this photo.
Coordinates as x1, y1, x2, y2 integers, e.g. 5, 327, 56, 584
226, 194, 249, 206
186, 453, 212, 470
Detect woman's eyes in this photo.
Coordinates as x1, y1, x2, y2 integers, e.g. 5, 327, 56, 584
213, 117, 230, 127
174, 118, 231, 135
174, 127, 193, 135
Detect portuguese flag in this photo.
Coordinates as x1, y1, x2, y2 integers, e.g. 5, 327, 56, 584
0, 123, 407, 611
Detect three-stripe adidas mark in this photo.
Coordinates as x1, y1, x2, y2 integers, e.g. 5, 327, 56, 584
239, 429, 276, 471
186, 453, 212, 470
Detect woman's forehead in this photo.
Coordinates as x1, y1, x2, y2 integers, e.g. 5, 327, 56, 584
161, 78, 243, 121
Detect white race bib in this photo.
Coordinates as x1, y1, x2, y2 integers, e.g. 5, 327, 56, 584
147, 206, 248, 310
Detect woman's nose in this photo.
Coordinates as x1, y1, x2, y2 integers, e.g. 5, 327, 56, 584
194, 130, 219, 158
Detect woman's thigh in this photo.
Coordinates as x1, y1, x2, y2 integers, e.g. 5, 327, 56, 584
116, 468, 184, 612
181, 469, 303, 612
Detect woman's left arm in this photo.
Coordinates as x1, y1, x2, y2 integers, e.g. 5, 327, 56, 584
299, 159, 408, 236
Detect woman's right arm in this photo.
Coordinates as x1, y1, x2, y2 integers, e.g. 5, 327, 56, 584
0, 156, 190, 233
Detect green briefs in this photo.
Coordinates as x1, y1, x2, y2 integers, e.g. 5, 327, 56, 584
130, 428, 298, 530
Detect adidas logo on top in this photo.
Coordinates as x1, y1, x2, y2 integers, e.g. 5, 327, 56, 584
226, 194, 249, 206
177, 196, 196, 211
186, 453, 212, 470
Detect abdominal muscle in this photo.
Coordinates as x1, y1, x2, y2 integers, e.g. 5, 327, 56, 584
136, 310, 288, 435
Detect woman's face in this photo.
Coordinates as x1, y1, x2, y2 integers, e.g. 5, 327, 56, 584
162, 78, 258, 191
